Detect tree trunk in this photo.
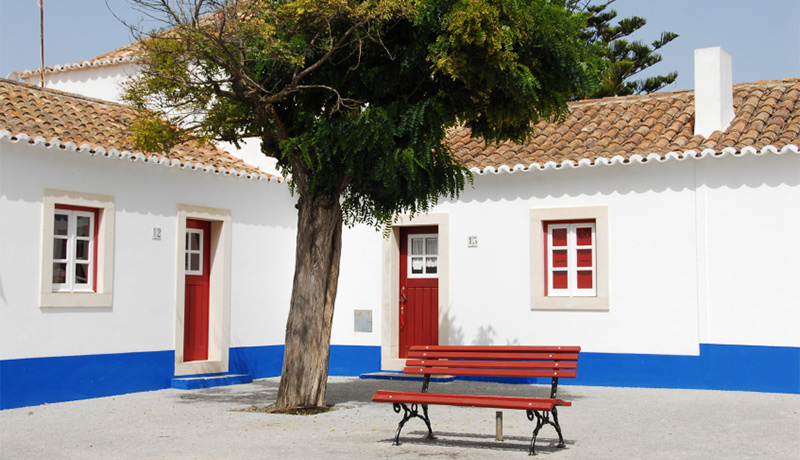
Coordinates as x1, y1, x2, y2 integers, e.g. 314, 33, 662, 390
275, 190, 343, 409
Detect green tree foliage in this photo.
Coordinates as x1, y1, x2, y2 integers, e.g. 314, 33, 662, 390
123, 0, 596, 409
569, 0, 678, 98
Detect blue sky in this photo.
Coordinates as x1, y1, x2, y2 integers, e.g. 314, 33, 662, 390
1, 0, 798, 91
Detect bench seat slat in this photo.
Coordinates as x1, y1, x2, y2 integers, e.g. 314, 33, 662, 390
405, 359, 578, 370
410, 345, 581, 353
372, 391, 565, 411
404, 366, 577, 379
408, 351, 579, 361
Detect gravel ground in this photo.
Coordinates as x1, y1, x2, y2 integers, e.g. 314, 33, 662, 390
1, 377, 798, 460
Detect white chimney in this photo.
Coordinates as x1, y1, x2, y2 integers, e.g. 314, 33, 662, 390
694, 47, 734, 137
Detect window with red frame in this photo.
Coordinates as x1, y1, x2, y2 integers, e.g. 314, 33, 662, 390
544, 220, 596, 297
52, 205, 98, 292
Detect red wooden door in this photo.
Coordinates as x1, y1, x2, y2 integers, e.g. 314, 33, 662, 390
399, 226, 439, 358
184, 219, 211, 362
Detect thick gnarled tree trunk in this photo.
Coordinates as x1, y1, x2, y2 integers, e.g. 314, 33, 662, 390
275, 190, 343, 410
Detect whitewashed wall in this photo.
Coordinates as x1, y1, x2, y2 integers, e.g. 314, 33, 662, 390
19, 64, 139, 103
436, 159, 700, 356
698, 152, 800, 347
0, 141, 297, 360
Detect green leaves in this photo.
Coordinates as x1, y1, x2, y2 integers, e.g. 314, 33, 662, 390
124, 0, 596, 226
571, 0, 679, 98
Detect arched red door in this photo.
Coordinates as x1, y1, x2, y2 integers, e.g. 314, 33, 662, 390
399, 226, 439, 358
184, 219, 210, 362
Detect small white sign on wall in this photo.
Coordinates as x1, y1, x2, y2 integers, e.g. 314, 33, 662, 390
153, 227, 162, 241
468, 236, 478, 248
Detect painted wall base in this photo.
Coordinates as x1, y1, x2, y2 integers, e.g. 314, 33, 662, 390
578, 344, 799, 394
0, 351, 174, 410
0, 344, 376, 410
171, 373, 253, 390
2, 343, 797, 410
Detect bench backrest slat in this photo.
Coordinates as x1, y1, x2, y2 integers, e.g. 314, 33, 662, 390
404, 366, 577, 379
405, 359, 578, 370
403, 345, 580, 382
408, 351, 579, 361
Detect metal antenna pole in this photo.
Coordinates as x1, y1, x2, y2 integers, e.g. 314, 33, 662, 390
40, 0, 45, 87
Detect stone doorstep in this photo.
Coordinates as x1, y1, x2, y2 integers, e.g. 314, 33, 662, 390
171, 373, 253, 390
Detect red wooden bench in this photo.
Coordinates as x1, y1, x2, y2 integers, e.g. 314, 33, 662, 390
372, 345, 580, 455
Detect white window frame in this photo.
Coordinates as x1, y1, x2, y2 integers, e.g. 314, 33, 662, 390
546, 222, 596, 297
407, 233, 439, 279
40, 189, 114, 308
52, 208, 96, 292
184, 228, 204, 275
530, 206, 609, 311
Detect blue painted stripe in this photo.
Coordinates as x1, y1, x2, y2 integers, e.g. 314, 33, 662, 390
0, 351, 174, 410
228, 344, 382, 378
229, 345, 284, 379
356, 343, 799, 394
577, 344, 800, 394
3, 343, 796, 410
329, 345, 381, 376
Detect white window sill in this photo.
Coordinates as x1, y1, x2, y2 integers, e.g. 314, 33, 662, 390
40, 292, 112, 308
531, 295, 609, 311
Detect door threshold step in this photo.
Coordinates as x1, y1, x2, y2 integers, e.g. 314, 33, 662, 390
171, 373, 253, 390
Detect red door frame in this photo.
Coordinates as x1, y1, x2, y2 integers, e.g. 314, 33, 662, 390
184, 219, 211, 362
398, 226, 439, 358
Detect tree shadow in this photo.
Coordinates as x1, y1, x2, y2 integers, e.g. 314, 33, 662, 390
174, 375, 587, 409
177, 378, 279, 405
472, 325, 497, 345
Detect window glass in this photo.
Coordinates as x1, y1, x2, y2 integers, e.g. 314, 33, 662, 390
576, 249, 593, 267
411, 238, 423, 255
76, 240, 90, 261
53, 239, 67, 259
552, 228, 568, 246
552, 250, 568, 267
426, 257, 438, 274
411, 257, 424, 274
190, 233, 201, 251
54, 214, 69, 236
191, 253, 201, 271
552, 271, 568, 289
577, 270, 593, 289
76, 216, 91, 237
75, 264, 89, 284
52, 263, 67, 284
425, 237, 438, 255
576, 226, 593, 245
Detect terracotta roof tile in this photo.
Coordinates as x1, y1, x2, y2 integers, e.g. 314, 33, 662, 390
450, 79, 800, 172
0, 79, 277, 181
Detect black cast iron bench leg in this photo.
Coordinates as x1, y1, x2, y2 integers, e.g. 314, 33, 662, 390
527, 409, 566, 455
392, 403, 435, 445
551, 406, 566, 448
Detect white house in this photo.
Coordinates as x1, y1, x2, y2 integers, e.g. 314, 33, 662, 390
367, 49, 799, 395
0, 79, 300, 409
2, 46, 798, 410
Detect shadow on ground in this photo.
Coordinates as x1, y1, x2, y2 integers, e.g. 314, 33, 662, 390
385, 429, 574, 455
176, 377, 584, 410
